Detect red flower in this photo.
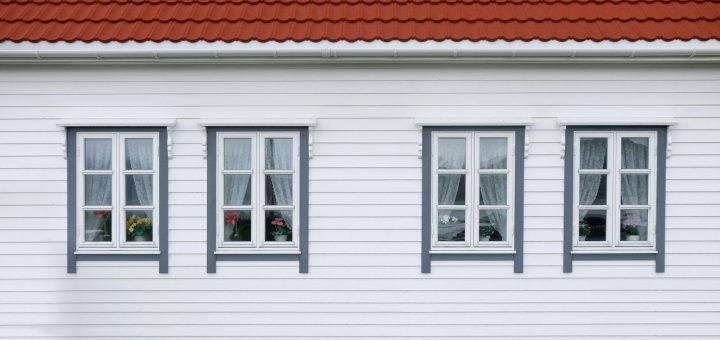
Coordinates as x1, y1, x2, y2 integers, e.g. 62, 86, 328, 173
224, 211, 238, 225
95, 211, 108, 219
271, 217, 285, 227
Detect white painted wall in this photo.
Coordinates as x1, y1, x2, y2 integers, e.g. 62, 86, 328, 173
0, 63, 719, 338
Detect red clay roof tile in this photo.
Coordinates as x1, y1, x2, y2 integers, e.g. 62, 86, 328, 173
0, 0, 718, 42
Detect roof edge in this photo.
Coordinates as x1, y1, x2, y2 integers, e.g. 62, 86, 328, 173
1, 40, 719, 64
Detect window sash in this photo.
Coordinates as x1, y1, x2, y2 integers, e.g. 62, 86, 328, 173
573, 131, 656, 249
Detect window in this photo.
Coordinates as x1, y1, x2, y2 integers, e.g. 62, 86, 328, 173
206, 127, 309, 273
422, 127, 525, 273
77, 132, 160, 250
563, 126, 667, 273
66, 127, 169, 274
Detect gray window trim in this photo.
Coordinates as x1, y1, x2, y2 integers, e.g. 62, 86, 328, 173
563, 126, 667, 273
421, 126, 525, 273
206, 127, 309, 273
66, 127, 169, 274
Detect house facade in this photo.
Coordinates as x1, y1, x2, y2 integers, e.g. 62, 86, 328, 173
1, 0, 720, 338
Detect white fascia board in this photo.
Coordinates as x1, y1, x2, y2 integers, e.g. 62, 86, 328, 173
57, 118, 177, 127
415, 117, 534, 127
556, 117, 677, 126
1, 40, 719, 64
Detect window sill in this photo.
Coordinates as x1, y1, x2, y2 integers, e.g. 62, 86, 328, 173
74, 250, 160, 255
215, 250, 301, 255
430, 249, 516, 255
572, 249, 657, 255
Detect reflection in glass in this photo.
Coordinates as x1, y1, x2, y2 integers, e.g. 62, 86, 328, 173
126, 175, 153, 206
438, 174, 465, 205
84, 138, 112, 170
478, 209, 507, 242
621, 174, 648, 205
438, 138, 466, 169
224, 175, 251, 206
224, 138, 252, 170
437, 209, 465, 242
224, 210, 251, 242
85, 210, 112, 242
85, 175, 112, 206
125, 138, 153, 170
622, 137, 649, 169
478, 138, 507, 169
621, 209, 648, 241
265, 210, 293, 242
125, 210, 153, 242
478, 174, 507, 205
579, 174, 607, 205
266, 174, 293, 206
579, 210, 607, 242
265, 138, 293, 170
580, 138, 607, 169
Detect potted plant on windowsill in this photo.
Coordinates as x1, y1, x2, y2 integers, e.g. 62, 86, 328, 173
95, 211, 111, 242
271, 217, 291, 242
622, 217, 641, 241
479, 225, 495, 242
579, 218, 590, 242
127, 214, 152, 242
225, 211, 250, 241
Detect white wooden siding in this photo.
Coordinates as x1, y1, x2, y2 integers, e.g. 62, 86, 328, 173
0, 63, 719, 338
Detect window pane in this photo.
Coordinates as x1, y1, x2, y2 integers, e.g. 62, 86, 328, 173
438, 138, 466, 169
622, 137, 649, 169
478, 209, 507, 242
438, 174, 465, 205
478, 174, 507, 205
437, 209, 465, 242
126, 175, 153, 206
224, 210, 251, 242
125, 210, 153, 242
478, 137, 507, 169
266, 174, 293, 206
579, 174, 607, 205
125, 138, 153, 170
265, 138, 293, 170
579, 210, 607, 242
85, 175, 112, 206
621, 209, 649, 242
224, 175, 251, 206
224, 138, 252, 170
265, 210, 293, 242
84, 138, 112, 170
580, 138, 607, 169
84, 210, 112, 242
621, 174, 649, 205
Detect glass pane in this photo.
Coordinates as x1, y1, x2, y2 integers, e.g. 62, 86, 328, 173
266, 174, 293, 206
125, 138, 153, 170
125, 210, 153, 242
438, 174, 465, 205
224, 175, 251, 206
84, 138, 112, 170
438, 138, 466, 169
437, 209, 465, 242
224, 138, 252, 170
478, 174, 507, 205
579, 174, 607, 205
621, 174, 649, 205
84, 210, 112, 242
265, 138, 293, 170
478, 209, 507, 242
224, 210, 251, 242
579, 210, 607, 242
126, 175, 153, 206
622, 137, 649, 169
85, 175, 112, 206
621, 209, 649, 242
478, 138, 507, 169
580, 138, 607, 169
265, 210, 293, 242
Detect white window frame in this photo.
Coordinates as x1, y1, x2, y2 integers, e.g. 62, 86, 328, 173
431, 131, 515, 252
572, 131, 657, 251
76, 132, 160, 251
216, 131, 300, 252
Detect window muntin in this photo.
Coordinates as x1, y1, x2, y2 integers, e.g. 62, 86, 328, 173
77, 133, 160, 250
573, 131, 656, 249
432, 132, 515, 250
217, 132, 300, 250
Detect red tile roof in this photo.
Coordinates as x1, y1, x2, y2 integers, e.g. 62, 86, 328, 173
1, 0, 718, 43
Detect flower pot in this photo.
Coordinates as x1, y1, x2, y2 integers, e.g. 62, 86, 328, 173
579, 235, 587, 241
480, 236, 491, 242
133, 235, 149, 242
626, 235, 641, 241
274, 235, 288, 242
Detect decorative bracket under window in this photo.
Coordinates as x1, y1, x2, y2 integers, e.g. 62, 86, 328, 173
560, 125, 567, 159
524, 126, 530, 159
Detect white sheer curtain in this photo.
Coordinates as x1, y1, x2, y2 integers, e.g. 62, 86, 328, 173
126, 139, 153, 207
579, 138, 607, 219
224, 139, 251, 170
438, 138, 465, 205
266, 139, 293, 225
84, 139, 113, 240
620, 138, 649, 239
478, 138, 508, 240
